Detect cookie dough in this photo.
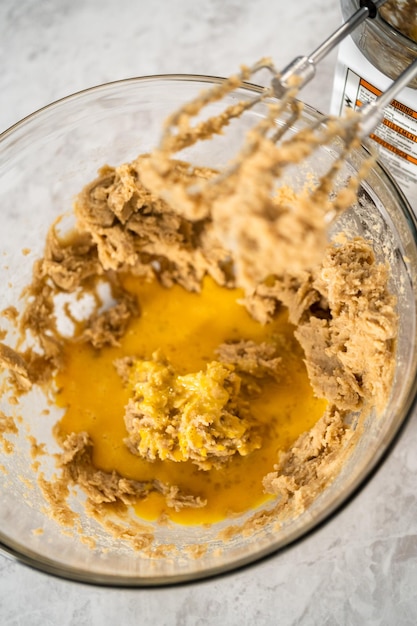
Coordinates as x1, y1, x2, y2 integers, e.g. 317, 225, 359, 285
4, 163, 395, 530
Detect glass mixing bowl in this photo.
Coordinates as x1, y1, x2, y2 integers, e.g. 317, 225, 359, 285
1, 76, 417, 586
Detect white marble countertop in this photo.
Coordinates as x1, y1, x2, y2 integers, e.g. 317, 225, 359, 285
1, 0, 417, 624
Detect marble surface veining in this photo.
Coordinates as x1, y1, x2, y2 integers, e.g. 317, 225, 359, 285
1, 0, 417, 624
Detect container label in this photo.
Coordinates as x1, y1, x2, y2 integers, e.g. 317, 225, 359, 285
341, 68, 417, 203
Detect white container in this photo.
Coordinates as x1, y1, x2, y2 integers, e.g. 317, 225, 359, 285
331, 0, 417, 211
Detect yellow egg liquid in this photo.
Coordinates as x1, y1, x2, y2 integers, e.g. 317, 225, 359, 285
55, 275, 326, 525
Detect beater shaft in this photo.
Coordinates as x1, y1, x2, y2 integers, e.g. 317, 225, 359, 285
359, 56, 417, 138
271, 0, 388, 97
